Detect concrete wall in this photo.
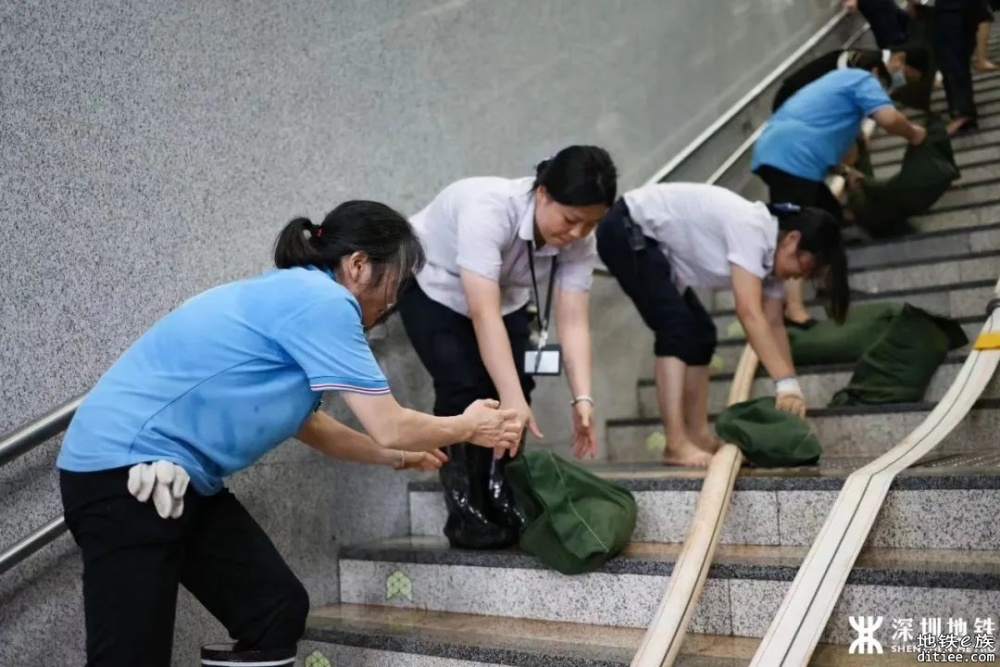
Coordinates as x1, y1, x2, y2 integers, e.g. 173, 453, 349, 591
0, 1, 840, 664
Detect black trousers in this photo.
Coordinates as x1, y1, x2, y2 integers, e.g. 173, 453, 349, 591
755, 165, 844, 224
60, 467, 309, 667
858, 0, 910, 49
595, 200, 716, 364
935, 6, 979, 121
397, 283, 535, 549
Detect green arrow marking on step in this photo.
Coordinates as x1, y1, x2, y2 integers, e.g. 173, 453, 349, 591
304, 650, 331, 667
727, 321, 744, 338
710, 354, 725, 373
386, 570, 413, 601
645, 430, 667, 452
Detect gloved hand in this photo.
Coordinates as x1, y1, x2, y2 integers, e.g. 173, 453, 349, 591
127, 461, 190, 519
775, 376, 807, 418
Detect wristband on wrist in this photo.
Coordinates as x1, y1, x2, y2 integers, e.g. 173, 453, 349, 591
571, 395, 594, 406
775, 376, 802, 396
392, 450, 406, 470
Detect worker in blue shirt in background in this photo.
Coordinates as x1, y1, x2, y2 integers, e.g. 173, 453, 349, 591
56, 201, 522, 667
751, 64, 926, 328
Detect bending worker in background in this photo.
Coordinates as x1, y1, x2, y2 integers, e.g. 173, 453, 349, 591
772, 46, 929, 112
751, 63, 926, 328
398, 145, 618, 550
56, 201, 522, 667
597, 183, 848, 467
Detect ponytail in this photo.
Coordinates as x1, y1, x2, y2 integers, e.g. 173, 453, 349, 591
274, 217, 324, 269
272, 201, 426, 296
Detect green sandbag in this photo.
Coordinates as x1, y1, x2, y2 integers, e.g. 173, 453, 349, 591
847, 114, 960, 238
715, 397, 821, 468
830, 304, 968, 406
505, 450, 636, 575
788, 302, 902, 366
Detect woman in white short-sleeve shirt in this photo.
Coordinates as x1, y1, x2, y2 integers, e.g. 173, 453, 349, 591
596, 182, 849, 467
397, 145, 618, 549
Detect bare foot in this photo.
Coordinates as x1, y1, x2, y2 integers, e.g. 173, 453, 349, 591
662, 440, 713, 467
696, 435, 724, 456
946, 117, 973, 136
974, 61, 999, 73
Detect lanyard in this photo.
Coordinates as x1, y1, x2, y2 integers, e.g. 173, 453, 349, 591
526, 242, 557, 347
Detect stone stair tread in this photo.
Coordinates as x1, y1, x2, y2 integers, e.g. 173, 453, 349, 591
708, 277, 994, 317
688, 351, 968, 383
409, 452, 1000, 494
714, 314, 981, 349
304, 604, 811, 667
306, 603, 642, 666
338, 537, 1000, 589
609, 397, 1000, 425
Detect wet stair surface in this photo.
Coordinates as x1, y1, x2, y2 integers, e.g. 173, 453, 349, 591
301, 39, 1000, 667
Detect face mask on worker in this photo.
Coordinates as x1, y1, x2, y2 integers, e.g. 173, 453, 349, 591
890, 68, 907, 91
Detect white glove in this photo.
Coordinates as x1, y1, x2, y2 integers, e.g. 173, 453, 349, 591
127, 461, 190, 519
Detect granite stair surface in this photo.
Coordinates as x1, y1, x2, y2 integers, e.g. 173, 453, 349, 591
329, 537, 1000, 645
302, 36, 1000, 667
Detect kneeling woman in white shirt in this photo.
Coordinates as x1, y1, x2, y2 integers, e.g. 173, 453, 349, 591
398, 145, 618, 549
597, 183, 848, 467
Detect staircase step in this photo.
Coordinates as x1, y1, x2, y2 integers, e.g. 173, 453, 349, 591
871, 129, 1000, 166
911, 89, 1000, 119
407, 455, 1000, 550
643, 352, 997, 414
304, 605, 641, 667
606, 399, 1000, 461
303, 605, 848, 667
711, 279, 993, 342
712, 250, 1000, 311
336, 538, 1000, 644
846, 221, 1000, 270
932, 179, 1000, 211
874, 155, 1000, 181
875, 108, 1000, 150
882, 200, 1000, 236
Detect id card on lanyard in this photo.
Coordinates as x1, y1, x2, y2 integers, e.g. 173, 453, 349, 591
524, 242, 563, 376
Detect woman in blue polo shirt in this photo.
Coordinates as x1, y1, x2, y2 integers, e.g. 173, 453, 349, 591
56, 201, 521, 667
751, 65, 926, 328
397, 145, 618, 550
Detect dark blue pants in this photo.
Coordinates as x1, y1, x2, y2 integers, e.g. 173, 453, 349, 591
935, 6, 979, 121
596, 199, 716, 365
397, 283, 534, 549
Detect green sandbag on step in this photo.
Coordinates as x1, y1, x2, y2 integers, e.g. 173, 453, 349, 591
830, 304, 968, 406
788, 302, 902, 366
847, 114, 960, 238
505, 450, 636, 576
716, 397, 821, 468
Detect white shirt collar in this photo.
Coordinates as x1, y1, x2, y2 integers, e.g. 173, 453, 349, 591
513, 180, 558, 257
837, 51, 850, 69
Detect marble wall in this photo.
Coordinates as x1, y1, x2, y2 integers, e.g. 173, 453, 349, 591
0, 0, 839, 664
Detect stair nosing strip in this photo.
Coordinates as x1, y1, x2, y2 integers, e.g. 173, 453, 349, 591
337, 544, 1000, 589
303, 625, 625, 667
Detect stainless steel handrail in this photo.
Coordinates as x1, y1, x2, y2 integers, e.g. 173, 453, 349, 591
0, 394, 84, 575
0, 393, 85, 467
0, 516, 68, 576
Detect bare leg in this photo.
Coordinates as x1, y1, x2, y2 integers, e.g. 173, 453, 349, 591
783, 278, 813, 325
974, 21, 998, 72
654, 356, 712, 467
684, 365, 721, 455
